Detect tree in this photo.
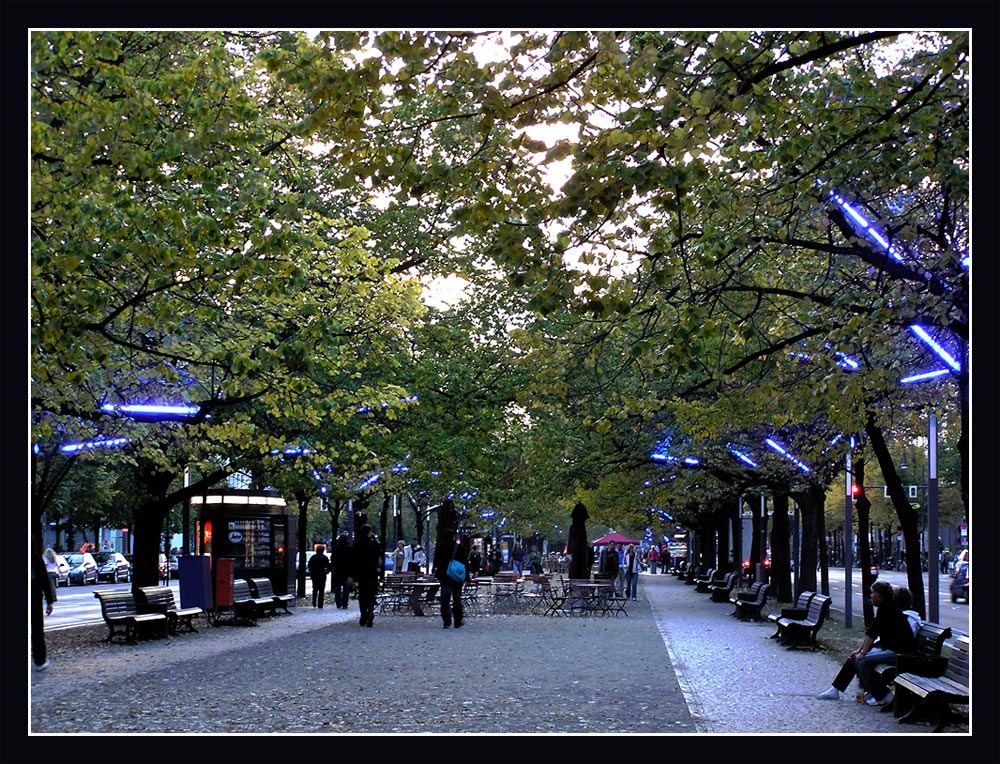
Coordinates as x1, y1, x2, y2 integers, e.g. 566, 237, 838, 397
31, 31, 425, 585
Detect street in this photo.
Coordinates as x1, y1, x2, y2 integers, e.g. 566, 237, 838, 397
815, 567, 968, 636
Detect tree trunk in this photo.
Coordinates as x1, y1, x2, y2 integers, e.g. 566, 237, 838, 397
791, 484, 821, 596
864, 412, 927, 616
328, 498, 342, 541
770, 492, 792, 602
130, 499, 170, 590
379, 492, 389, 550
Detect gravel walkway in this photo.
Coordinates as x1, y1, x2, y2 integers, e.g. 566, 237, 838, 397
29, 573, 953, 736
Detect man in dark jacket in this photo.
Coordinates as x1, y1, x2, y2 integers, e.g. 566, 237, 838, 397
307, 545, 330, 608
330, 534, 352, 609
349, 524, 383, 627
433, 529, 469, 629
32, 541, 55, 670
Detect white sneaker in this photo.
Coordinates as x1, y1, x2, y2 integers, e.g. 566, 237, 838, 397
879, 691, 894, 707
816, 686, 839, 700
34, 660, 50, 671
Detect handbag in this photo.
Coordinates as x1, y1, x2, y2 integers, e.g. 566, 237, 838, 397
446, 544, 466, 583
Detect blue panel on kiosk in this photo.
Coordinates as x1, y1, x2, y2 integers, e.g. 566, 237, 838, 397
179, 555, 213, 610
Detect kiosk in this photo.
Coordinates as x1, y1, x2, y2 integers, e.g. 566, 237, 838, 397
190, 490, 295, 596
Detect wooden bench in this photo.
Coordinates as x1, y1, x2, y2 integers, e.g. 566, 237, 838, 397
873, 622, 952, 702
767, 591, 816, 639
232, 578, 274, 622
893, 635, 969, 732
692, 567, 718, 591
708, 571, 739, 602
248, 577, 295, 615
94, 590, 169, 644
776, 594, 831, 650
135, 586, 205, 635
731, 582, 770, 621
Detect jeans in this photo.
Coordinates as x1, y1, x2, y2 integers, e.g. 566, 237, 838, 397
512, 561, 523, 575
626, 571, 639, 600
439, 578, 464, 627
332, 577, 350, 609
856, 648, 897, 700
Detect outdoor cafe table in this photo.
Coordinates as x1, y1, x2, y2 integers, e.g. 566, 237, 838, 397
566, 581, 613, 615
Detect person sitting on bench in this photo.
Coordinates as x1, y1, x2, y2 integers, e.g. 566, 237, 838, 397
815, 581, 916, 707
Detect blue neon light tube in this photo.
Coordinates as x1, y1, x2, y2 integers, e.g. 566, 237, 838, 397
764, 438, 810, 473
909, 326, 961, 371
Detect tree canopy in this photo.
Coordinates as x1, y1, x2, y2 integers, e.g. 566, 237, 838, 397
31, 30, 970, 592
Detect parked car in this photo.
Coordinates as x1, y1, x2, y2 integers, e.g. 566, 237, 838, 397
94, 551, 131, 583
951, 549, 968, 576
950, 561, 969, 603
65, 552, 98, 585
52, 553, 70, 587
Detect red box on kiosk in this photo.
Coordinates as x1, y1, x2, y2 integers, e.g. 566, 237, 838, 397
214, 557, 235, 607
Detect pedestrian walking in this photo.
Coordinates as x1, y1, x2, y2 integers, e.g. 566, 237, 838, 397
433, 527, 469, 629
330, 534, 353, 609
308, 544, 330, 608
349, 524, 383, 627
624, 544, 641, 601
647, 543, 659, 575
616, 543, 627, 595
43, 548, 60, 602
412, 543, 427, 574
392, 540, 406, 574
528, 545, 543, 575
511, 543, 524, 575
32, 539, 54, 671
467, 545, 482, 578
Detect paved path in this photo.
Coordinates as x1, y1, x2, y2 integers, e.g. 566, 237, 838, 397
29, 572, 958, 736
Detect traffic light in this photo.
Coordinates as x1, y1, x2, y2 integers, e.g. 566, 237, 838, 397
851, 484, 861, 498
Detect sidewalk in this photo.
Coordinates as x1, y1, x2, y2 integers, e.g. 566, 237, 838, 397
29, 572, 954, 735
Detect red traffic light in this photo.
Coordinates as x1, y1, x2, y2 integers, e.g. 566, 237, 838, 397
851, 484, 860, 497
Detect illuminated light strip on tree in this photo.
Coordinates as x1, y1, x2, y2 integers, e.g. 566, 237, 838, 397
100, 403, 201, 418
764, 438, 811, 473
820, 181, 969, 271
356, 395, 419, 414
900, 368, 950, 384
60, 436, 131, 454
727, 446, 758, 468
908, 325, 961, 372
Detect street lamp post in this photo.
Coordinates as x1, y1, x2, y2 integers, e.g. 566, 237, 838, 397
927, 410, 939, 623
844, 452, 853, 629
